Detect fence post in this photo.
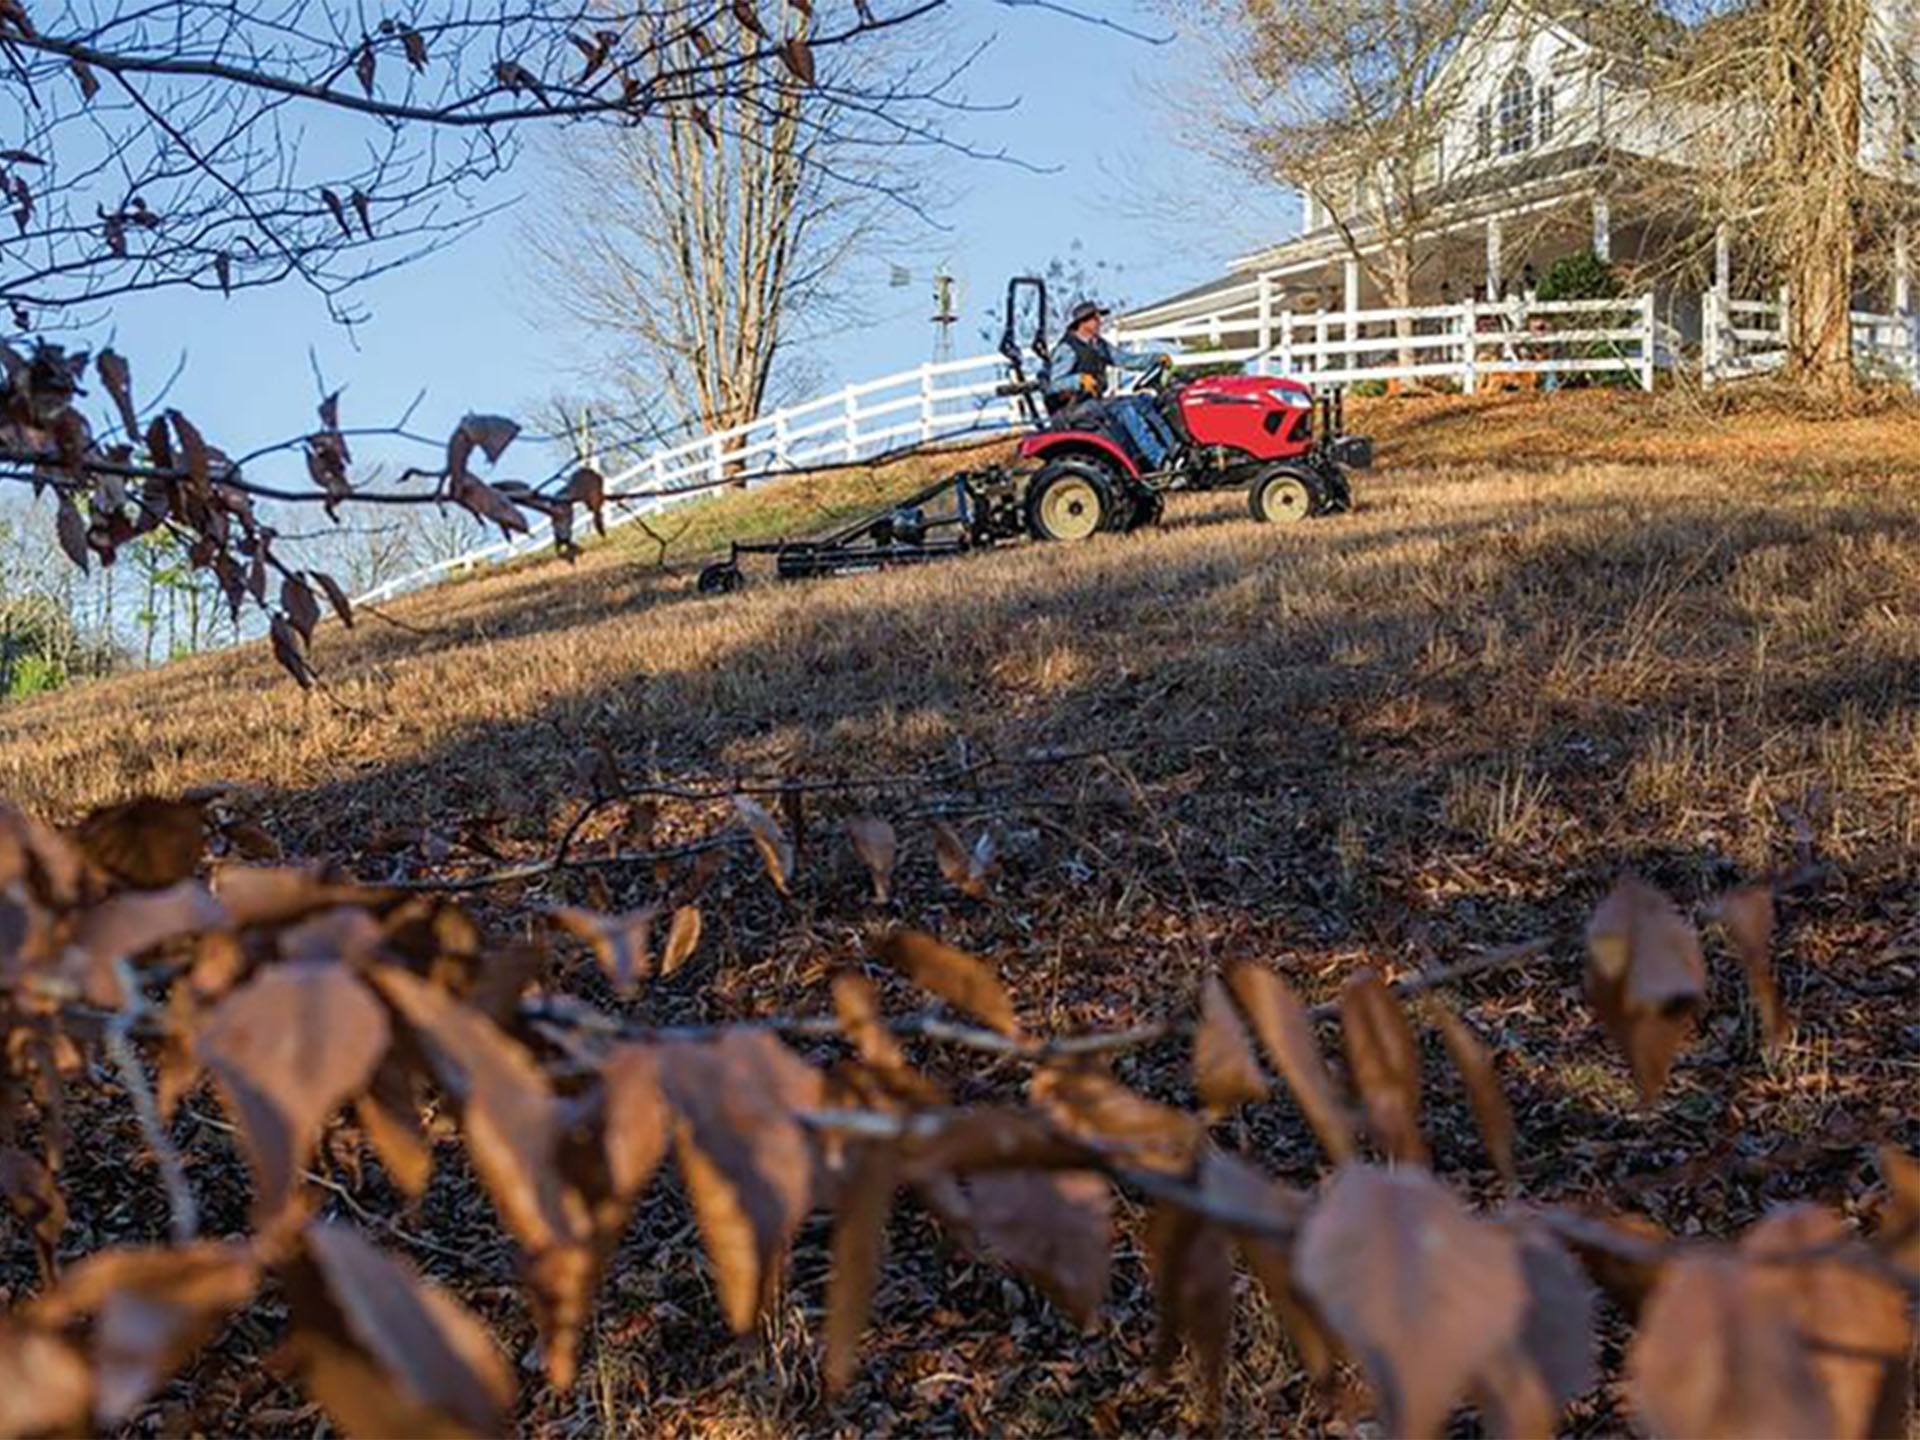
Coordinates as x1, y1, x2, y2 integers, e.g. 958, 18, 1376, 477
1639, 291, 1657, 392
1314, 314, 1329, 377
708, 433, 724, 488
1778, 283, 1791, 354
774, 412, 791, 470
1701, 288, 1720, 386
1278, 308, 1295, 376
842, 389, 859, 464
1460, 297, 1478, 394
918, 364, 935, 442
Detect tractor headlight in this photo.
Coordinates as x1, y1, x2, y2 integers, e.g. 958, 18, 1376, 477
1267, 388, 1313, 408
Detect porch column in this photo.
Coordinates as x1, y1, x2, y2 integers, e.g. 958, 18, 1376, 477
1343, 256, 1360, 374
1591, 193, 1612, 263
1485, 215, 1503, 301
1897, 224, 1912, 316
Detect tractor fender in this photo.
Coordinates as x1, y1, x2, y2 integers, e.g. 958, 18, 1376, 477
1017, 430, 1142, 479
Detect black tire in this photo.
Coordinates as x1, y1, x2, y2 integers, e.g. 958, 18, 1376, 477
1124, 487, 1165, 532
1025, 459, 1117, 542
1248, 466, 1320, 525
697, 561, 744, 594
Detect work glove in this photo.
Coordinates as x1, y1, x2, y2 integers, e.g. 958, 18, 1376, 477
1077, 373, 1101, 396
1152, 353, 1171, 368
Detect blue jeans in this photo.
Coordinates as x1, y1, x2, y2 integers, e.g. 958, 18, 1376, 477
1108, 395, 1173, 470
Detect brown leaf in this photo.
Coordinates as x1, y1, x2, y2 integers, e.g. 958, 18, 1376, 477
601, 1044, 672, 1212
846, 816, 897, 903
778, 35, 815, 84
211, 864, 380, 928
55, 493, 88, 573
399, 24, 427, 69
1194, 973, 1267, 1113
70, 880, 225, 1006
1227, 961, 1356, 1163
1585, 874, 1707, 1103
448, 470, 529, 536
548, 904, 656, 994
932, 820, 995, 898
1629, 1252, 1836, 1440
71, 795, 204, 889
0, 1321, 90, 1436
311, 570, 355, 628
1557, 1211, 1669, 1319
1475, 1220, 1597, 1439
1199, 1151, 1332, 1382
874, 929, 1020, 1036
832, 971, 945, 1106
288, 1221, 513, 1439
1876, 1145, 1920, 1279
354, 42, 375, 96
1742, 1205, 1911, 1439
1339, 968, 1428, 1164
69, 55, 99, 100
368, 967, 592, 1386
1147, 1200, 1235, 1421
281, 573, 322, 645
36, 1240, 261, 1424
456, 412, 519, 463
1433, 1002, 1516, 1187
1295, 1164, 1526, 1439
355, 1057, 432, 1198
96, 348, 138, 441
560, 465, 605, 536
732, 0, 768, 37
270, 613, 316, 688
733, 794, 793, 893
1717, 882, 1786, 1054
825, 1141, 898, 1396
196, 962, 391, 1228
0, 1144, 66, 1281
658, 1031, 824, 1334
1031, 1066, 1201, 1175
320, 186, 351, 237
660, 905, 701, 976
969, 1169, 1111, 1329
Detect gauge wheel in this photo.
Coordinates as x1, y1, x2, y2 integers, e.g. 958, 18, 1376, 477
1026, 459, 1117, 542
1249, 466, 1320, 525
697, 561, 744, 594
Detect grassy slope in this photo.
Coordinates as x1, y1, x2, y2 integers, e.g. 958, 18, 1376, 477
7, 387, 1920, 1435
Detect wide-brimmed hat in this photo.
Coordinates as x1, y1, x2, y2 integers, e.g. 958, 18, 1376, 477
1064, 300, 1110, 329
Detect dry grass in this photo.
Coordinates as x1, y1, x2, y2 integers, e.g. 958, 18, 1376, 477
8, 385, 1920, 1435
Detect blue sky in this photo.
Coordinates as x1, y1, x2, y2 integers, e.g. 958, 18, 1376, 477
105, 1, 1297, 489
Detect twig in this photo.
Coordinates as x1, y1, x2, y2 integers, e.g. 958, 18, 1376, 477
105, 958, 198, 1244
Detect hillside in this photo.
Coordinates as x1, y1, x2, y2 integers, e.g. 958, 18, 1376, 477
6, 386, 1920, 1434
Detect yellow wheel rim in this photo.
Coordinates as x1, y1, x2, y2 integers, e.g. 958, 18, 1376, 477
1039, 476, 1103, 540
1262, 477, 1311, 523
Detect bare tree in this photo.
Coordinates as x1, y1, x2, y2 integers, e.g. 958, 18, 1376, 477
522, 5, 942, 440
1165, 0, 1500, 346
0, 1, 1021, 684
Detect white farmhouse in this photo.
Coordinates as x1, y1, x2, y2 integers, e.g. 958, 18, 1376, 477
1125, 0, 1917, 359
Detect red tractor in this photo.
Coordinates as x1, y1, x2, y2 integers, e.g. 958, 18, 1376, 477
696, 276, 1370, 591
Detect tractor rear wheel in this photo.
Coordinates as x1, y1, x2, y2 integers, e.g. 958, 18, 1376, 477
1249, 466, 1319, 525
1026, 459, 1117, 542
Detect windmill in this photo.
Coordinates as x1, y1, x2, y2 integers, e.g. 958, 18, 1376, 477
889, 261, 962, 363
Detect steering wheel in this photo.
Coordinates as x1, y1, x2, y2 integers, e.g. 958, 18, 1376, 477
1118, 352, 1174, 397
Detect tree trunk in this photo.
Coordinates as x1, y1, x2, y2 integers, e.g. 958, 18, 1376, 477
1770, 0, 1868, 393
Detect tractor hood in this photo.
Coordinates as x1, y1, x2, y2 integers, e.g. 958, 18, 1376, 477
1177, 373, 1313, 407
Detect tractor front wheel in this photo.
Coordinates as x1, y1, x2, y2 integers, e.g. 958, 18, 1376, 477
1026, 460, 1117, 543
1248, 466, 1319, 525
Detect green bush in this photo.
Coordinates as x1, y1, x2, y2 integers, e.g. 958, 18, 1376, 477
1536, 250, 1621, 302
5, 652, 66, 700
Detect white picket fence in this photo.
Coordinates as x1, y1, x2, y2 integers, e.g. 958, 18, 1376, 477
351, 294, 1668, 607
1703, 291, 1920, 385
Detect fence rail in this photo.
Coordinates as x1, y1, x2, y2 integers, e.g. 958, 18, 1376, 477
351, 282, 1913, 607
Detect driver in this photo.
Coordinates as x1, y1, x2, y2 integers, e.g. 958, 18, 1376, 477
1046, 300, 1179, 470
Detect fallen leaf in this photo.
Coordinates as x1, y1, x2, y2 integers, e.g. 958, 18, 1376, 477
932, 821, 995, 898
1716, 883, 1786, 1054
660, 905, 701, 976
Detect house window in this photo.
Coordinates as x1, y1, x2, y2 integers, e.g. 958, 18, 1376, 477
1475, 102, 1492, 161
1498, 68, 1536, 156
1538, 87, 1556, 145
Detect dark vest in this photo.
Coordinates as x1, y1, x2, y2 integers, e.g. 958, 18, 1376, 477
1059, 331, 1112, 392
